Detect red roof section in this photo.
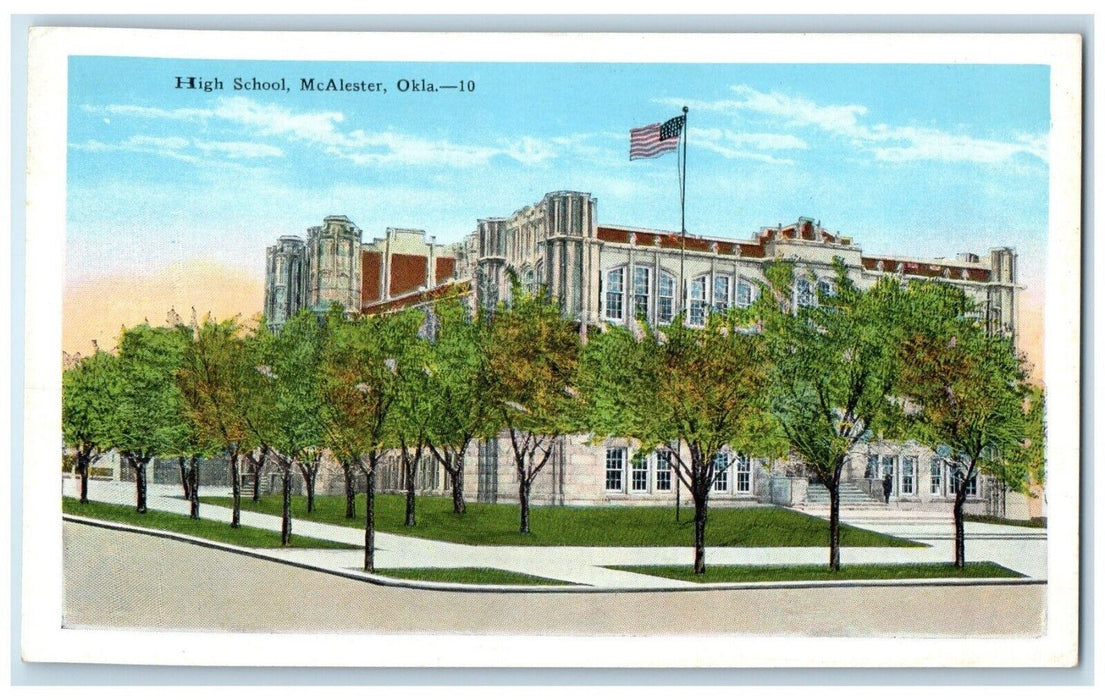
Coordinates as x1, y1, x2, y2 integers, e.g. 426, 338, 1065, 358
861, 257, 992, 282
361, 280, 472, 315
594, 224, 996, 281
597, 226, 766, 257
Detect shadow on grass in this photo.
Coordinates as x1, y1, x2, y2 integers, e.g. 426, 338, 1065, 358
203, 493, 923, 548
63, 497, 356, 550
609, 561, 1024, 584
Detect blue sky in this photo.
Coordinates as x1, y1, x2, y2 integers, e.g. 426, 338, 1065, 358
67, 57, 1050, 291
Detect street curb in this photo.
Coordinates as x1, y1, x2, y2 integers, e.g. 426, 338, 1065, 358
63, 515, 1048, 594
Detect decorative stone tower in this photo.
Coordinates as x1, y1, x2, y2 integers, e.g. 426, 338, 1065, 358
474, 217, 508, 311
987, 247, 1018, 343
305, 215, 362, 314
264, 235, 307, 331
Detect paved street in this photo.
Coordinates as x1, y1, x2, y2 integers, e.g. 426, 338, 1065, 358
63, 521, 1046, 636
62, 477, 1047, 589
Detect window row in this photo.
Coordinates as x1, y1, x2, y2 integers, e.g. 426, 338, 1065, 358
605, 448, 753, 495
863, 455, 978, 497
603, 266, 757, 325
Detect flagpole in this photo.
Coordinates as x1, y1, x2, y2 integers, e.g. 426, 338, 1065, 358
680, 105, 688, 314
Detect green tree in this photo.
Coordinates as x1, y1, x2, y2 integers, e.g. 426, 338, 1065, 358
176, 315, 255, 523
424, 297, 496, 515
254, 310, 328, 545
391, 309, 435, 527
320, 312, 413, 571
62, 350, 122, 503
757, 259, 904, 572
892, 281, 1030, 567
581, 313, 780, 574
485, 280, 582, 534
111, 324, 191, 513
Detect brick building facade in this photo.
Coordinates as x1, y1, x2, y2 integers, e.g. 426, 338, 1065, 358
263, 190, 1027, 516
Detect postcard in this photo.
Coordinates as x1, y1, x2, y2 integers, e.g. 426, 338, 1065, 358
22, 27, 1082, 668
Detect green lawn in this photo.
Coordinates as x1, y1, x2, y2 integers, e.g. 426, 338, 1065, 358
63, 497, 356, 550
375, 567, 573, 586
611, 561, 1024, 584
965, 514, 1047, 529
202, 493, 921, 548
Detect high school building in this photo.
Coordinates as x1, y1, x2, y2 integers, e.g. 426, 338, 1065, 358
264, 190, 1030, 517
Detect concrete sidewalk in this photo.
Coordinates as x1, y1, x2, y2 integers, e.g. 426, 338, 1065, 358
63, 477, 1047, 588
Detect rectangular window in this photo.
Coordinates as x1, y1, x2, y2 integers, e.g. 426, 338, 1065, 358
655, 451, 672, 491
949, 464, 978, 497
865, 454, 879, 479
881, 455, 896, 480
930, 458, 943, 495
630, 452, 649, 492
689, 277, 707, 326
902, 456, 916, 495
605, 447, 625, 492
712, 453, 729, 492
735, 279, 753, 308
713, 275, 730, 313
633, 266, 651, 320
605, 268, 624, 321
658, 274, 675, 323
796, 278, 816, 309
735, 454, 751, 493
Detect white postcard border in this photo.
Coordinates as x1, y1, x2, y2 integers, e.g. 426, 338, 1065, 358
22, 27, 1083, 668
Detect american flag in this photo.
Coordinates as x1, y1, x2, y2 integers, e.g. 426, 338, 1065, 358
629, 115, 684, 160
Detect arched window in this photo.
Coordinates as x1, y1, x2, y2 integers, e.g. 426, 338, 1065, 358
713, 274, 731, 313
735, 278, 753, 308
604, 267, 625, 321
657, 272, 675, 323
817, 278, 835, 299
689, 276, 708, 326
735, 454, 752, 493
712, 452, 729, 492
632, 265, 651, 320
796, 278, 816, 309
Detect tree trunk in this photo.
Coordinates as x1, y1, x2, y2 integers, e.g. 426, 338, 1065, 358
229, 448, 241, 528
403, 452, 418, 527
692, 492, 708, 575
449, 452, 466, 515
178, 456, 192, 500
343, 463, 356, 519
954, 483, 968, 569
828, 478, 841, 572
675, 476, 681, 522
364, 460, 376, 572
77, 450, 90, 504
133, 455, 148, 514
252, 446, 267, 502
281, 466, 292, 547
188, 455, 200, 519
301, 462, 318, 514
519, 472, 531, 534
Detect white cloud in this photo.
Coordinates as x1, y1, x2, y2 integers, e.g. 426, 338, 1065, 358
70, 133, 283, 168
661, 85, 1048, 166
193, 140, 285, 159
84, 104, 213, 121
688, 127, 804, 165
83, 96, 575, 170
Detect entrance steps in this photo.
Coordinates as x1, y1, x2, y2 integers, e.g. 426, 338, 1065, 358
802, 482, 885, 509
